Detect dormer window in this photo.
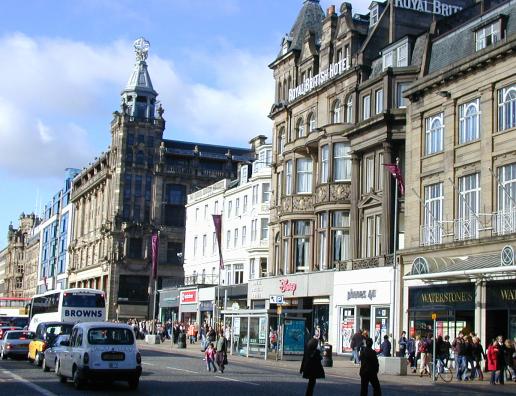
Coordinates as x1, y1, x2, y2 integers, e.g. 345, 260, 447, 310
475, 21, 501, 51
370, 4, 379, 26
281, 35, 291, 55
382, 40, 409, 70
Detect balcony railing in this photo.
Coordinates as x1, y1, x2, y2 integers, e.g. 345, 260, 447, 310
493, 209, 516, 236
184, 274, 219, 286
420, 222, 448, 246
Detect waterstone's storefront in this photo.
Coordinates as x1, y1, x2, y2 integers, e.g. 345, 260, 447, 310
486, 280, 516, 342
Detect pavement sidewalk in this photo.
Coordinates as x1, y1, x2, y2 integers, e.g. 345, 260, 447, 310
137, 339, 515, 390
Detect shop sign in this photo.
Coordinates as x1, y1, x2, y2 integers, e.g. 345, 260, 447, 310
180, 290, 198, 304
279, 279, 297, 295
347, 288, 377, 301
487, 281, 516, 308
199, 301, 213, 311
394, 0, 463, 17
409, 283, 474, 310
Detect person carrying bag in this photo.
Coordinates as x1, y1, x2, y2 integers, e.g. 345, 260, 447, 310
215, 329, 228, 373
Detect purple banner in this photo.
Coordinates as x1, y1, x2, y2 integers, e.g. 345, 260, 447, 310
151, 232, 159, 279
212, 214, 224, 269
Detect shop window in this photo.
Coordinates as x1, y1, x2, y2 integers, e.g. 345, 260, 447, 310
459, 99, 480, 143
425, 113, 444, 155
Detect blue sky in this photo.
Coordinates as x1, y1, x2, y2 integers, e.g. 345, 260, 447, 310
0, 0, 370, 247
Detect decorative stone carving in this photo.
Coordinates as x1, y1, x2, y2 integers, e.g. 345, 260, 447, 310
292, 195, 314, 211
330, 183, 351, 202
281, 196, 292, 213
316, 185, 329, 203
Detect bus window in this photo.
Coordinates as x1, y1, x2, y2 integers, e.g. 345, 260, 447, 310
63, 293, 105, 308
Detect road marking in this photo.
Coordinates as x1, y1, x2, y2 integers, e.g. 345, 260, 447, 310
1, 368, 58, 396
215, 375, 260, 386
142, 362, 155, 366
167, 366, 198, 374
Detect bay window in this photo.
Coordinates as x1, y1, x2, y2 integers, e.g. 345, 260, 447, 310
296, 158, 313, 193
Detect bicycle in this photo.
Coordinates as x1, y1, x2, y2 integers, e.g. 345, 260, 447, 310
428, 358, 454, 382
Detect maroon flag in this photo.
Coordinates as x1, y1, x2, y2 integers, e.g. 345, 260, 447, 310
212, 214, 224, 269
383, 163, 405, 195
151, 232, 159, 279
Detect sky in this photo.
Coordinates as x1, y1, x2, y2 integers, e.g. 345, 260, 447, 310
0, 0, 371, 247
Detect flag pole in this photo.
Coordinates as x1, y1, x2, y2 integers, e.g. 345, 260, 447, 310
389, 158, 399, 353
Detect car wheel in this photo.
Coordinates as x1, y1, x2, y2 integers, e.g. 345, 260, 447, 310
56, 359, 66, 383
35, 352, 42, 366
128, 376, 139, 390
73, 367, 84, 390
42, 357, 50, 372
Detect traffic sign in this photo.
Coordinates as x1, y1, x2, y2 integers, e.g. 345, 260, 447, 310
431, 313, 437, 320
270, 295, 285, 304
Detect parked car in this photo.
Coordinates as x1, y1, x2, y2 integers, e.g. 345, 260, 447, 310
0, 330, 33, 360
55, 322, 142, 389
28, 322, 74, 366
42, 334, 70, 372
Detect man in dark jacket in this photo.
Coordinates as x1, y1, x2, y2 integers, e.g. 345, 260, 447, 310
300, 337, 325, 396
378, 335, 392, 357
351, 330, 364, 364
398, 331, 407, 357
360, 337, 382, 396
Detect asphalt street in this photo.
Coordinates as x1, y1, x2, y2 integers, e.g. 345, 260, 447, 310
0, 344, 514, 395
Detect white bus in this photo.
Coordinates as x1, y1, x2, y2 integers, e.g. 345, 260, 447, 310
28, 288, 106, 331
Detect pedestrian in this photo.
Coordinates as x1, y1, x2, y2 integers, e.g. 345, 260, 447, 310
398, 331, 407, 358
207, 326, 216, 343
360, 337, 381, 396
442, 335, 452, 367
215, 329, 228, 373
418, 335, 430, 377
269, 327, 278, 352
407, 334, 416, 373
463, 335, 474, 380
503, 338, 515, 382
300, 337, 325, 396
496, 335, 506, 384
351, 330, 364, 364
205, 342, 216, 372
487, 339, 501, 384
471, 336, 486, 380
378, 335, 391, 357
452, 332, 466, 380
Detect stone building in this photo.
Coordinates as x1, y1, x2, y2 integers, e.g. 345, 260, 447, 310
4, 213, 40, 297
250, 0, 473, 353
0, 247, 6, 296
402, 0, 516, 345
68, 39, 252, 320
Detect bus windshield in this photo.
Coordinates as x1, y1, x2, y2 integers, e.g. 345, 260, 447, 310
63, 293, 105, 308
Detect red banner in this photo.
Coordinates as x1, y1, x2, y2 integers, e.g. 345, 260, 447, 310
383, 163, 405, 195
151, 232, 159, 279
212, 214, 224, 269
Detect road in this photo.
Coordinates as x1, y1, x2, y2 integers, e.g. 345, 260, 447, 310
0, 344, 514, 395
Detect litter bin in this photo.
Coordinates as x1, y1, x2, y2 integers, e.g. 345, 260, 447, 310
178, 332, 187, 349
322, 343, 333, 367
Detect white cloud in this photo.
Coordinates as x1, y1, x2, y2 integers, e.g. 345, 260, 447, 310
0, 32, 273, 178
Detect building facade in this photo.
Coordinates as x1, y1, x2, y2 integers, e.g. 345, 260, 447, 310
177, 137, 272, 325
36, 169, 79, 293
402, 0, 516, 345
4, 214, 40, 298
0, 247, 6, 296
252, 0, 474, 353
67, 39, 252, 320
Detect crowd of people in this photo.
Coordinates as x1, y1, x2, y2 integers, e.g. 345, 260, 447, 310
349, 328, 516, 385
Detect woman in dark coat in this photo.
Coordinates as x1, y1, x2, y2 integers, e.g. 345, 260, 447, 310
300, 337, 325, 396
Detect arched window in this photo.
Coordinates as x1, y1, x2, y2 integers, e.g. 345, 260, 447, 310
308, 113, 316, 133
346, 95, 353, 123
459, 99, 480, 143
332, 99, 341, 123
296, 118, 305, 138
425, 113, 444, 155
411, 257, 429, 275
498, 85, 516, 131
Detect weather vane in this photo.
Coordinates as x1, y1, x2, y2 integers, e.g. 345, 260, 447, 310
133, 37, 150, 62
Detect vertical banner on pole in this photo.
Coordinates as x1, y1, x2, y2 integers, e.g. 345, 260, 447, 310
151, 232, 159, 279
212, 215, 224, 269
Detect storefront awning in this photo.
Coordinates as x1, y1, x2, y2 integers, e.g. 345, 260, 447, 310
404, 252, 516, 281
